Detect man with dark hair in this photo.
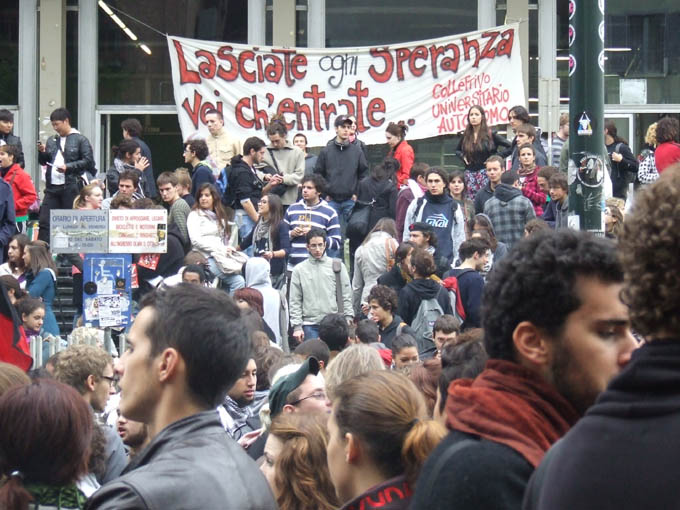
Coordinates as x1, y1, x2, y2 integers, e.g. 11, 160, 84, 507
157, 171, 191, 246
53, 344, 127, 485
106, 139, 149, 198
284, 174, 341, 268
444, 237, 490, 330
524, 170, 680, 510
121, 118, 157, 198
406, 221, 449, 277
87, 284, 276, 509
183, 138, 215, 197
395, 161, 429, 239
314, 115, 369, 257
262, 120, 305, 207
37, 107, 95, 243
432, 314, 460, 355
204, 108, 242, 172
219, 358, 267, 440
542, 172, 569, 229
0, 109, 24, 167
293, 339, 331, 369
289, 228, 352, 344
181, 264, 206, 284
227, 136, 271, 246
474, 155, 504, 214
484, 170, 536, 248
102, 169, 143, 210
403, 167, 465, 268
367, 284, 415, 349
411, 230, 636, 510
318, 313, 350, 353
355, 318, 379, 344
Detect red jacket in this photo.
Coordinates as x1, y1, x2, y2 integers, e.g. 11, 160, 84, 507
2, 163, 37, 218
390, 141, 415, 187
521, 169, 546, 217
655, 142, 680, 174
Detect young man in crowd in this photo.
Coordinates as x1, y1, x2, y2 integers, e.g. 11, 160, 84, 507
102, 169, 144, 210
293, 339, 331, 371
261, 121, 305, 207
411, 229, 636, 510
484, 170, 536, 248
0, 109, 23, 166
367, 284, 416, 349
403, 167, 466, 269
37, 107, 95, 243
524, 170, 680, 510
318, 313, 350, 356
181, 264, 207, 285
157, 171, 191, 246
432, 315, 460, 356
444, 237, 490, 331
289, 228, 352, 344
510, 123, 547, 171
86, 284, 276, 509
174, 168, 195, 207
183, 138, 215, 197
314, 115, 369, 257
391, 334, 420, 370
204, 108, 242, 173
219, 358, 267, 441
406, 221, 450, 277
284, 174, 341, 268
547, 112, 569, 166
542, 172, 569, 229
395, 162, 429, 240
53, 344, 127, 486
116, 413, 149, 461
121, 118, 156, 198
474, 155, 504, 214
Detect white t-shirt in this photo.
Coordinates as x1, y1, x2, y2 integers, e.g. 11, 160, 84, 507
50, 136, 67, 185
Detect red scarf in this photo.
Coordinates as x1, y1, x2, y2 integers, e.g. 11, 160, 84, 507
446, 359, 579, 468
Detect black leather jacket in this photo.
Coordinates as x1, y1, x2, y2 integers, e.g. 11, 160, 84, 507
85, 411, 277, 510
38, 131, 94, 188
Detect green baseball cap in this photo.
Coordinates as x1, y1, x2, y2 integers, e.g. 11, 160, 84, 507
268, 356, 320, 417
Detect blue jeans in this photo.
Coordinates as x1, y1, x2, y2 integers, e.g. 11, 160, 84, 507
302, 325, 320, 341
234, 209, 256, 256
206, 257, 245, 295
328, 199, 355, 259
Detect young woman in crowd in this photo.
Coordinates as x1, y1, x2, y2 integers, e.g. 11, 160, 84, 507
654, 116, 680, 173
0, 275, 26, 305
327, 370, 446, 510
605, 205, 624, 241
456, 105, 511, 199
187, 183, 244, 293
352, 218, 399, 317
16, 297, 46, 347
517, 143, 546, 217
376, 241, 415, 294
605, 120, 638, 200
0, 233, 29, 285
234, 287, 278, 344
261, 412, 339, 510
386, 121, 415, 187
448, 170, 475, 238
0, 379, 93, 509
409, 358, 443, 418
0, 144, 37, 234
239, 193, 290, 284
72, 182, 103, 210
23, 240, 60, 339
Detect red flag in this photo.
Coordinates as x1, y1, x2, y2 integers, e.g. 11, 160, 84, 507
0, 282, 32, 371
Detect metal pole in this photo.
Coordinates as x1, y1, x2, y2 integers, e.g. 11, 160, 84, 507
568, 0, 606, 233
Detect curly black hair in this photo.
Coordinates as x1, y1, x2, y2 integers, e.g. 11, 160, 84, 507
620, 167, 680, 338
481, 229, 623, 361
367, 284, 398, 313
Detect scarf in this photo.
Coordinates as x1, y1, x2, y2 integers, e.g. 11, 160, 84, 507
518, 165, 536, 177
24, 482, 87, 509
446, 359, 580, 468
406, 178, 425, 200
253, 218, 271, 246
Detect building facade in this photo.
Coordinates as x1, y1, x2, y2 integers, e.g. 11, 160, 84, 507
1, 0, 678, 184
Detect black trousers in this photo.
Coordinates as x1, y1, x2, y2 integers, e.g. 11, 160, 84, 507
38, 184, 79, 244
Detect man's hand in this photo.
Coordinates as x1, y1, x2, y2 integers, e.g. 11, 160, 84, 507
611, 152, 623, 163
135, 156, 150, 171
37, 142, 46, 153
57, 164, 67, 173
292, 329, 304, 344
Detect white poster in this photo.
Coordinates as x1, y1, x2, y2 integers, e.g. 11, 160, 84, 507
108, 210, 168, 254
167, 24, 525, 147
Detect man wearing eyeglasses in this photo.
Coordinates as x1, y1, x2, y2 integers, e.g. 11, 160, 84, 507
53, 344, 127, 486
269, 356, 329, 416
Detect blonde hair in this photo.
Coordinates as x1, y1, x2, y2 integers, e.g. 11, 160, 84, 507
644, 122, 658, 147
325, 344, 384, 401
333, 370, 446, 485
73, 183, 101, 209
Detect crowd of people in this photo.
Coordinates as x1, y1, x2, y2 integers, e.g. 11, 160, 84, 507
0, 101, 679, 510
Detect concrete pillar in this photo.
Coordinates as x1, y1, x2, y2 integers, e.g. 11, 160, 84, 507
273, 0, 296, 47
18, 0, 39, 183
248, 0, 266, 45
38, 0, 66, 142
478, 0, 496, 30
538, 0, 560, 142
308, 0, 326, 48
506, 0, 529, 100
78, 0, 98, 147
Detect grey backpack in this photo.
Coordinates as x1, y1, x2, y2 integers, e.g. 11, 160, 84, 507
410, 297, 443, 354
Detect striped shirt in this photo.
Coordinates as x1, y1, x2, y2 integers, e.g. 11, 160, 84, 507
284, 199, 341, 267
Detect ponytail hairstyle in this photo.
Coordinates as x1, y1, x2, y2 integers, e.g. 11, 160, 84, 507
386, 121, 408, 142
333, 370, 446, 485
266, 113, 288, 138
461, 105, 492, 159
0, 379, 93, 510
605, 119, 627, 144
269, 412, 340, 510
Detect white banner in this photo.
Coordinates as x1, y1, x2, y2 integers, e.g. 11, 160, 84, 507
167, 24, 524, 147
